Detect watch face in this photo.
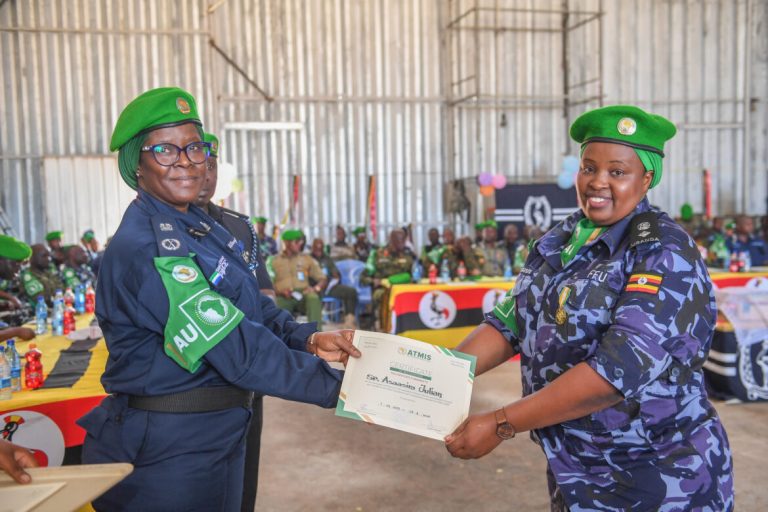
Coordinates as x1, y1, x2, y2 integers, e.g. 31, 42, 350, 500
496, 423, 515, 440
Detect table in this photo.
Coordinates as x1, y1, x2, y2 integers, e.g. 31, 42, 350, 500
0, 314, 107, 467
386, 271, 768, 349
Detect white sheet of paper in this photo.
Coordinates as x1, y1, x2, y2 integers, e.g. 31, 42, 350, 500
0, 463, 133, 512
336, 331, 476, 440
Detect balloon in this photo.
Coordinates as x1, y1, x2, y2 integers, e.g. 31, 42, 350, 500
479, 185, 495, 197
212, 162, 237, 201
557, 171, 574, 189
477, 172, 493, 187
491, 174, 507, 189
563, 155, 580, 174
231, 178, 244, 193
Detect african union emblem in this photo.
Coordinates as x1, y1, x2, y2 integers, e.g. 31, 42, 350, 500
523, 195, 553, 230
194, 293, 230, 326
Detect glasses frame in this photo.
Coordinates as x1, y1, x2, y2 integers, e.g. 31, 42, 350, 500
140, 141, 212, 167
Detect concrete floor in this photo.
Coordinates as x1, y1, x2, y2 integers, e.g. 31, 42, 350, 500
254, 359, 767, 511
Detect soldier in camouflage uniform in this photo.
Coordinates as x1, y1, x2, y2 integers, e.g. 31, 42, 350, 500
362, 229, 414, 325
20, 244, 64, 306
0, 234, 31, 313
475, 220, 508, 277
445, 106, 733, 511
60, 245, 96, 288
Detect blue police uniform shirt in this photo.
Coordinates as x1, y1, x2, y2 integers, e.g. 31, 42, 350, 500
77, 190, 342, 511
726, 233, 767, 266
486, 198, 734, 511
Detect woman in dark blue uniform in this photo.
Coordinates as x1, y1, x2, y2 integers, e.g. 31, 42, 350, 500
78, 87, 360, 512
445, 106, 733, 511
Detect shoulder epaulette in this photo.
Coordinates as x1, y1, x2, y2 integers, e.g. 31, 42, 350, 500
219, 206, 250, 222
628, 212, 661, 249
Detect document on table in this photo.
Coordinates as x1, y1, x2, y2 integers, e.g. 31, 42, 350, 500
336, 331, 476, 440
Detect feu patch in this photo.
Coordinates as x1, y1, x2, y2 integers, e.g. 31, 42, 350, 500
625, 273, 662, 294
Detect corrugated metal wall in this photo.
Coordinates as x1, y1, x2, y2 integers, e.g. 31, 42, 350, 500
1, 0, 766, 246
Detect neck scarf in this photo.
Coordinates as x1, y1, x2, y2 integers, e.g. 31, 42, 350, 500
561, 218, 606, 266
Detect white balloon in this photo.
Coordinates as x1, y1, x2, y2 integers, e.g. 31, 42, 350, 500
212, 161, 238, 202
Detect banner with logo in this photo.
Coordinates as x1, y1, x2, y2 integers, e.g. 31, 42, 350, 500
0, 313, 108, 466
494, 183, 579, 233
386, 272, 768, 348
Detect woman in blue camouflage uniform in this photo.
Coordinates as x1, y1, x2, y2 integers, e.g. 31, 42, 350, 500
445, 106, 734, 511
78, 87, 360, 512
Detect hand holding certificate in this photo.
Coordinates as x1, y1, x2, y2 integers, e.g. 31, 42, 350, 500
335, 331, 476, 440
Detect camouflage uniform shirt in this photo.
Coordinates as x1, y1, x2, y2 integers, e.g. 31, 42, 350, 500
486, 198, 734, 511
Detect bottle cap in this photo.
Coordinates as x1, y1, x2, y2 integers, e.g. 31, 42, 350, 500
28, 343, 36, 349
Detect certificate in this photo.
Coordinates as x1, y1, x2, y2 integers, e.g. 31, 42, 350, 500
336, 331, 476, 440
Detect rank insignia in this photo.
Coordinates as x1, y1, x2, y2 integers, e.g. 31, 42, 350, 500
625, 273, 662, 294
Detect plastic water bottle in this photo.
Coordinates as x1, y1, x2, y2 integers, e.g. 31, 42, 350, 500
503, 257, 513, 280
24, 343, 44, 390
457, 261, 467, 281
5, 340, 22, 392
440, 258, 451, 282
411, 260, 423, 283
75, 284, 86, 314
742, 251, 752, 272
85, 283, 96, 313
64, 287, 75, 308
35, 295, 48, 335
52, 292, 64, 336
0, 349, 11, 400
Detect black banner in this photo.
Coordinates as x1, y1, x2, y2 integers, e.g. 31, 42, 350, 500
494, 183, 578, 232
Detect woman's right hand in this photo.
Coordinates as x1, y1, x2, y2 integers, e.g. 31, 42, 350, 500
0, 440, 38, 484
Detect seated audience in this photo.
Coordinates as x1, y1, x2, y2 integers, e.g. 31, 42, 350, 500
310, 238, 358, 328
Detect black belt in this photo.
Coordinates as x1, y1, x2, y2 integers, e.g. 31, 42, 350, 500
127, 386, 254, 413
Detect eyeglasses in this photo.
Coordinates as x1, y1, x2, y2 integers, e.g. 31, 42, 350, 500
140, 142, 211, 166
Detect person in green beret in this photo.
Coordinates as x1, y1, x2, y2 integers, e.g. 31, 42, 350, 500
0, 234, 32, 313
59, 245, 95, 289
475, 220, 507, 277
362, 229, 414, 328
77, 87, 360, 512
45, 230, 66, 266
79, 229, 100, 265
352, 226, 373, 261
446, 105, 733, 511
252, 216, 277, 256
270, 229, 326, 328
19, 244, 64, 306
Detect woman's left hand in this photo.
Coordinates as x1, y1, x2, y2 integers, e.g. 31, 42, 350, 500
309, 330, 361, 366
444, 411, 502, 459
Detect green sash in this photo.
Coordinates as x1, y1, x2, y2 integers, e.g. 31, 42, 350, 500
154, 255, 244, 373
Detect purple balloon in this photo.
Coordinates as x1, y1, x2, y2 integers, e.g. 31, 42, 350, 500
477, 172, 493, 187
492, 174, 507, 189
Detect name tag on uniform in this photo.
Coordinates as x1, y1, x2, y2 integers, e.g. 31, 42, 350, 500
297, 271, 306, 281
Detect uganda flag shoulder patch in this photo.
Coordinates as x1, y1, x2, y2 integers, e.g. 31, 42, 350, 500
625, 273, 662, 294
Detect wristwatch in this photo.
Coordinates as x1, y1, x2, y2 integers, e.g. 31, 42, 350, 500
494, 407, 516, 440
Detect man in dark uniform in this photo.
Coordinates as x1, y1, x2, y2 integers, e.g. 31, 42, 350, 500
60, 245, 96, 288
252, 216, 278, 257
726, 214, 767, 266
0, 235, 31, 318
20, 244, 64, 306
45, 231, 66, 266
194, 132, 274, 512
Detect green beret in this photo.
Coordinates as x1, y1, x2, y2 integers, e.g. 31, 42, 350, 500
353, 227, 366, 236
484, 220, 498, 229
45, 231, 62, 242
82, 229, 95, 242
474, 223, 484, 231
0, 234, 32, 261
570, 105, 676, 157
725, 221, 736, 230
110, 87, 202, 152
204, 132, 219, 158
281, 229, 303, 241
680, 203, 694, 222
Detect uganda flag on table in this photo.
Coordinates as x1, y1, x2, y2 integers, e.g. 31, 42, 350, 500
389, 282, 514, 348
